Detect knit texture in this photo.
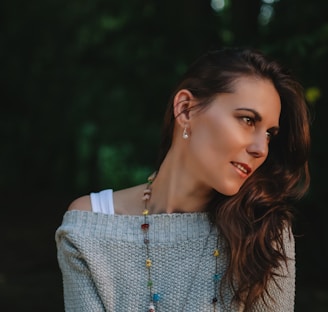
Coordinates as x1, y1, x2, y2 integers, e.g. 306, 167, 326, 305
56, 211, 295, 312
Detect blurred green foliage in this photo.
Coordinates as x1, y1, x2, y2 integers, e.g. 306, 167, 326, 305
1, 0, 328, 310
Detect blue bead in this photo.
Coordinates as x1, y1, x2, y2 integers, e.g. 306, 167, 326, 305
153, 293, 160, 302
213, 273, 221, 281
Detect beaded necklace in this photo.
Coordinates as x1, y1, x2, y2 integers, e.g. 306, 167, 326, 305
141, 173, 221, 312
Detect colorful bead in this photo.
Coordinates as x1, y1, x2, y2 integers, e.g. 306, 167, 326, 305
148, 302, 155, 312
213, 273, 221, 281
148, 172, 156, 182
141, 223, 150, 231
147, 280, 153, 287
213, 249, 220, 257
153, 293, 161, 302
143, 209, 149, 215
142, 194, 151, 201
146, 259, 152, 267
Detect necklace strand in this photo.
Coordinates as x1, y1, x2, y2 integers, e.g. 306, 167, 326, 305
141, 173, 220, 312
141, 173, 157, 311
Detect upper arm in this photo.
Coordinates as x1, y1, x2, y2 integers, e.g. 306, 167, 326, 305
68, 195, 92, 212
56, 230, 105, 311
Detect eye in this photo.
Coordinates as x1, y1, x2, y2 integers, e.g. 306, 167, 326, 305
241, 116, 255, 126
266, 131, 272, 142
266, 129, 278, 142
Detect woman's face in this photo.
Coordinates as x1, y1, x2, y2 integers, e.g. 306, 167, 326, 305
187, 77, 281, 195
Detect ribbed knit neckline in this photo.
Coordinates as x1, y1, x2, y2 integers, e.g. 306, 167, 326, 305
62, 210, 216, 243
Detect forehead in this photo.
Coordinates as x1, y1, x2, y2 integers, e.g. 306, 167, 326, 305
201, 76, 281, 125
231, 75, 277, 95
225, 77, 280, 112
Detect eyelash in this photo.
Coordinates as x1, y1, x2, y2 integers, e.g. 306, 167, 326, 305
241, 116, 256, 127
240, 116, 275, 141
266, 131, 273, 140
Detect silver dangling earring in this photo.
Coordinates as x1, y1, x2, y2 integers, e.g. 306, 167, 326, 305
182, 127, 189, 139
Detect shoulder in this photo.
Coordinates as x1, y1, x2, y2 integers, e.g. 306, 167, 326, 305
66, 184, 146, 214
67, 195, 92, 211
113, 184, 146, 215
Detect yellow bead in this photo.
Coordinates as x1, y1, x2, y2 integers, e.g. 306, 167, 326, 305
143, 209, 149, 215
148, 172, 157, 182
213, 249, 220, 257
146, 259, 152, 267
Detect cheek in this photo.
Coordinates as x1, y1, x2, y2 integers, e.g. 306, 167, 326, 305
191, 122, 220, 152
190, 119, 234, 159
192, 114, 227, 142
196, 117, 241, 150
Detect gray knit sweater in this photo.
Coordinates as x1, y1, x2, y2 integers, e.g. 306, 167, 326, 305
56, 211, 295, 311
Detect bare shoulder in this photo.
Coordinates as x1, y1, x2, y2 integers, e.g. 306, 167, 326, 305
113, 184, 146, 215
67, 195, 92, 211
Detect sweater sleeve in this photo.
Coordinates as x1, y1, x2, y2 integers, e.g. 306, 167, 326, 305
250, 226, 295, 312
56, 229, 106, 312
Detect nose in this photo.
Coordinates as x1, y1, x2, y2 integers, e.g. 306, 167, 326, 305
246, 133, 268, 158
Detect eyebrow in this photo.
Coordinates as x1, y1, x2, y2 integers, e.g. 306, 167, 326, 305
235, 108, 280, 133
235, 108, 262, 121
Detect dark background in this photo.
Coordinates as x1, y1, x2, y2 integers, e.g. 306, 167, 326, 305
1, 0, 327, 311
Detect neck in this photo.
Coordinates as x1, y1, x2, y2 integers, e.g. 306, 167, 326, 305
148, 151, 213, 214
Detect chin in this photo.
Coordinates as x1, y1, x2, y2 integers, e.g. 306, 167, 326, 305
216, 185, 241, 196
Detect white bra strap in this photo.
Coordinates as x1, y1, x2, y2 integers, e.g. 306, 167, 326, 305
90, 189, 115, 215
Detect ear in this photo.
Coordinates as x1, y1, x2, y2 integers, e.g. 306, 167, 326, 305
173, 89, 195, 127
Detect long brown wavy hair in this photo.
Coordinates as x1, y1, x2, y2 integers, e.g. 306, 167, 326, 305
157, 48, 310, 310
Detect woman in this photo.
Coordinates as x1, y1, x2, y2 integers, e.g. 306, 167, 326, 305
56, 48, 310, 311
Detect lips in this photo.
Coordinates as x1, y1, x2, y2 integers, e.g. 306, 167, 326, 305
231, 161, 252, 175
